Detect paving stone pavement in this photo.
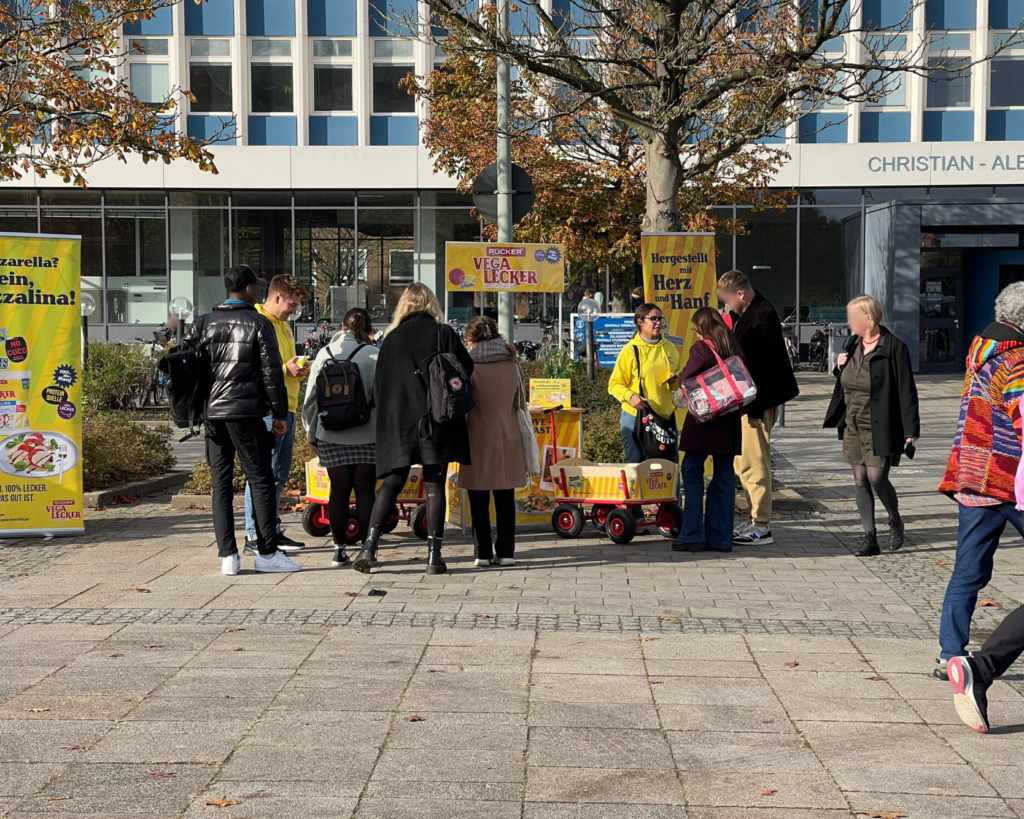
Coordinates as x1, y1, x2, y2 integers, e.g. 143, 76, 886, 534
4, 372, 1024, 818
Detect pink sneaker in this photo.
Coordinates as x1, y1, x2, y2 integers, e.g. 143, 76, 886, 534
948, 656, 989, 733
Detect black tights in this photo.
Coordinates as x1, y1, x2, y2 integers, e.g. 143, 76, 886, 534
852, 463, 901, 535
326, 464, 376, 545
368, 464, 447, 539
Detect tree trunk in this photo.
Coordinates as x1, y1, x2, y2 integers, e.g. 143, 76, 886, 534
642, 134, 682, 233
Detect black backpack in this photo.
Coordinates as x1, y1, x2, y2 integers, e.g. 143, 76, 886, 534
316, 344, 371, 431
158, 315, 208, 435
416, 327, 474, 436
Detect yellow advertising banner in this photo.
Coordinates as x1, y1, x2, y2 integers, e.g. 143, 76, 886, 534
0, 232, 84, 536
445, 242, 565, 292
641, 233, 717, 349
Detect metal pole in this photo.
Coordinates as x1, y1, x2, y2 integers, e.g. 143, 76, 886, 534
605, 264, 610, 308
586, 320, 595, 380
496, 0, 514, 345
175, 320, 183, 348
82, 316, 89, 371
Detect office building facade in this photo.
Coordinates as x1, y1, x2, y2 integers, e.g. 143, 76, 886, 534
0, 0, 1023, 371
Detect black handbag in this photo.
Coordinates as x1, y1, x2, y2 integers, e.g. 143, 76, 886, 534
630, 345, 678, 461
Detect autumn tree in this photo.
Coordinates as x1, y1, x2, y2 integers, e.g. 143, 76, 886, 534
407, 41, 792, 303
0, 0, 228, 186
407, 0, 1020, 233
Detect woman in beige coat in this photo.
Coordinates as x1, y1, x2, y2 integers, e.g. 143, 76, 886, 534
459, 316, 528, 567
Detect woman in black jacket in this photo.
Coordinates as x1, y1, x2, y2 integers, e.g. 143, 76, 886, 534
824, 296, 920, 557
352, 283, 474, 576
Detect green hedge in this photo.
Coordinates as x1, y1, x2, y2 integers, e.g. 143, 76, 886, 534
82, 412, 176, 491
183, 419, 315, 497
83, 342, 156, 410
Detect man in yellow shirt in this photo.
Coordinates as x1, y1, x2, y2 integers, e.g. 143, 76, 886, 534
243, 274, 311, 554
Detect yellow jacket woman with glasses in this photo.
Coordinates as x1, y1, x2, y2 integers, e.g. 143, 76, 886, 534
608, 302, 683, 463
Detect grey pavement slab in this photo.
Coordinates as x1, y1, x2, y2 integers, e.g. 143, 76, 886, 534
5, 375, 1024, 817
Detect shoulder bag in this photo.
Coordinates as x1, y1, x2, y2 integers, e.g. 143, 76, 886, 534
631, 345, 678, 461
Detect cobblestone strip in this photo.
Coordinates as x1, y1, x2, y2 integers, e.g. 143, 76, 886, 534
0, 606, 939, 637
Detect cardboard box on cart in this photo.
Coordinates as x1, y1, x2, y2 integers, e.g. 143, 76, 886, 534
552, 458, 679, 503
304, 458, 424, 503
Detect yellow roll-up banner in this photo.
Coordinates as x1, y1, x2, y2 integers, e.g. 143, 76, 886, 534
0, 232, 84, 536
445, 242, 565, 292
641, 232, 718, 349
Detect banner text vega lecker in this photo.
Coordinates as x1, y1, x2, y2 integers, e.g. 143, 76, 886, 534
0, 232, 84, 536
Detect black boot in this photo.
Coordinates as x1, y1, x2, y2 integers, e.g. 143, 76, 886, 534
426, 535, 447, 576
885, 517, 905, 552
332, 543, 350, 567
352, 526, 381, 574
856, 531, 880, 557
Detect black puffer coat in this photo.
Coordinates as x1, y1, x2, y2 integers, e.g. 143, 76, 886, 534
373, 312, 474, 475
187, 302, 288, 421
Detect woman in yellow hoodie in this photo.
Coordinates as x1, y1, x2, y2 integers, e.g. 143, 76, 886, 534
608, 302, 683, 464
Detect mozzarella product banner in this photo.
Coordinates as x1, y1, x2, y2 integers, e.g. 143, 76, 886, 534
0, 232, 84, 536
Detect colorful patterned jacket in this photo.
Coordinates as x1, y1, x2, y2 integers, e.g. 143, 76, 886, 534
939, 322, 1024, 504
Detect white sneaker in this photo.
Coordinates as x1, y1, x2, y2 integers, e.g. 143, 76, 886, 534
221, 554, 240, 576
732, 522, 753, 539
474, 559, 492, 568
733, 526, 774, 545
254, 551, 302, 573
494, 557, 516, 567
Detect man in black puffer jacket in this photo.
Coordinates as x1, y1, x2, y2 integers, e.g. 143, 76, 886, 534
186, 265, 299, 576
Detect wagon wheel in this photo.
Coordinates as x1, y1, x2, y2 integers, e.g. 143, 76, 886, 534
592, 504, 613, 534
657, 502, 683, 539
301, 504, 331, 538
411, 504, 429, 541
344, 516, 362, 546
551, 504, 584, 539
605, 508, 637, 545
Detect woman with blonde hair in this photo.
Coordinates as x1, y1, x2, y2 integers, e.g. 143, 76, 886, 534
352, 283, 475, 575
459, 316, 528, 567
825, 295, 920, 556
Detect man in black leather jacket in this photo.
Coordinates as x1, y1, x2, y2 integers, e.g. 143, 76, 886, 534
186, 265, 300, 576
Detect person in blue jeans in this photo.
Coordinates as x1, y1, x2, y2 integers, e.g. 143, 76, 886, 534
242, 275, 312, 555
673, 308, 744, 553
935, 283, 1024, 681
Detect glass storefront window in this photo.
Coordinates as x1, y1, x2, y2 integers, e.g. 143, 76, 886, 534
735, 207, 797, 323
170, 192, 229, 207
800, 206, 862, 321
358, 208, 414, 319
233, 209, 293, 278
294, 191, 356, 207
40, 209, 103, 322
296, 210, 358, 321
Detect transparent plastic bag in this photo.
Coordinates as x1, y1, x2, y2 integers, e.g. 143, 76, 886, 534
677, 342, 757, 423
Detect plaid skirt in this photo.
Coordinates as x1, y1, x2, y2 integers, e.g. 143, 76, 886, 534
317, 440, 376, 469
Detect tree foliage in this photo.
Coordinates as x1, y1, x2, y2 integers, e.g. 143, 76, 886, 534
406, 34, 793, 282
406, 0, 1022, 232
0, 0, 230, 186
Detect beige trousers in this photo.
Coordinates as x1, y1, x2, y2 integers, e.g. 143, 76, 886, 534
734, 406, 778, 527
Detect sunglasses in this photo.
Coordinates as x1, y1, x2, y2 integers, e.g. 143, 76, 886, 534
643, 316, 665, 324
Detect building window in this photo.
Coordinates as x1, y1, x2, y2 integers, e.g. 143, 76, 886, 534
250, 39, 294, 113
372, 39, 415, 114
990, 34, 1024, 109
863, 34, 908, 108
189, 39, 233, 113
389, 248, 415, 283
926, 32, 972, 109
312, 39, 355, 112
126, 38, 170, 107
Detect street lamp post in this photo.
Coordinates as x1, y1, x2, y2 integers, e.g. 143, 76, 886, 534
168, 297, 194, 347
577, 297, 601, 380
80, 293, 96, 371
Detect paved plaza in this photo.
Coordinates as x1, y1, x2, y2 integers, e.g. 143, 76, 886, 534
3, 373, 1024, 818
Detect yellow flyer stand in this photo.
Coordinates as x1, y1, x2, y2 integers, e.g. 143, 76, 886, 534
0, 232, 84, 537
446, 406, 584, 530
301, 458, 429, 543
